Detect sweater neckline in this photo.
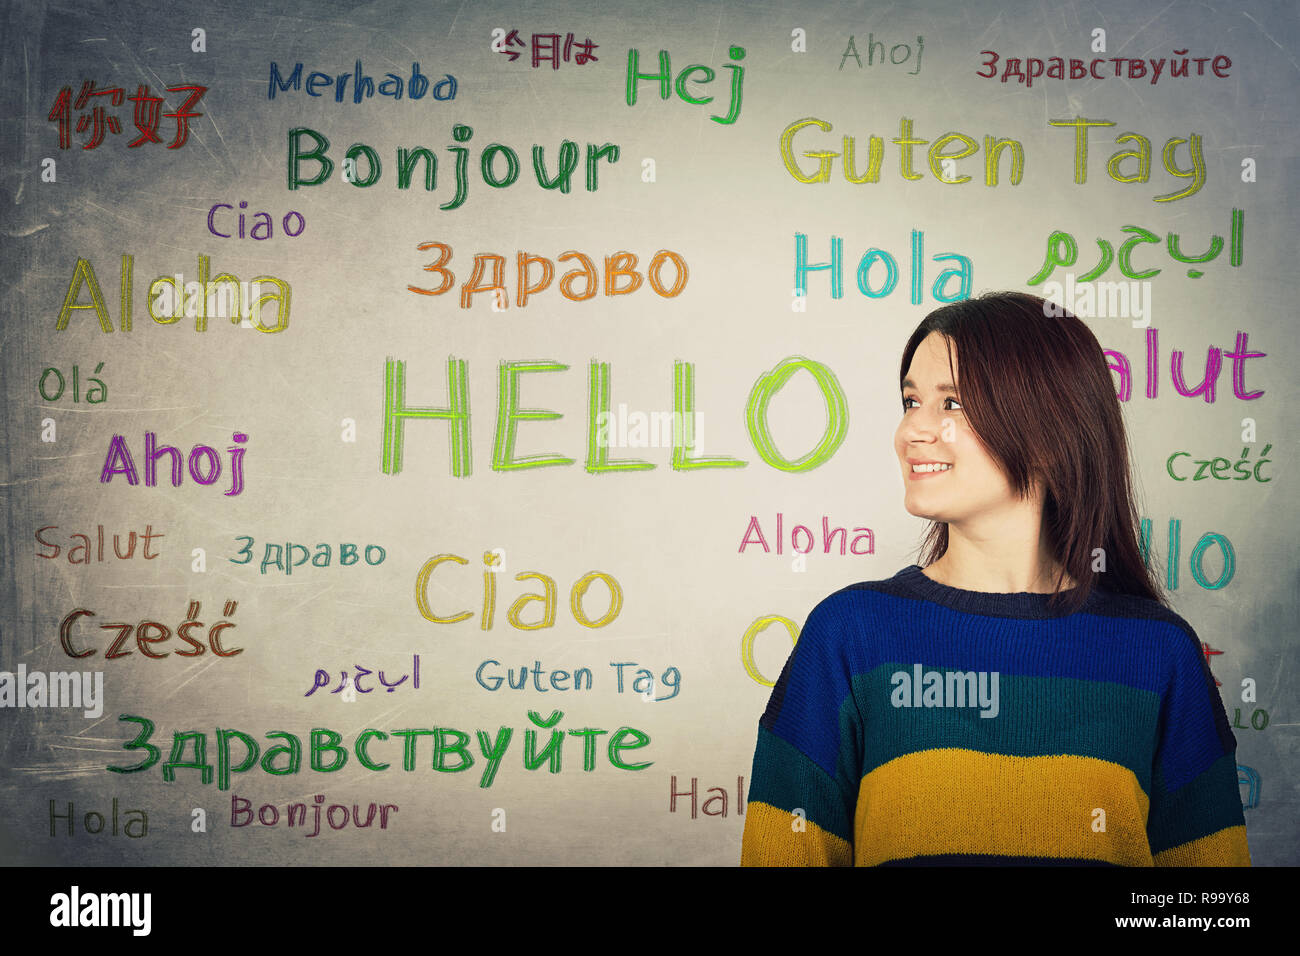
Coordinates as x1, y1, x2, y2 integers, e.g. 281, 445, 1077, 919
895, 563, 1098, 619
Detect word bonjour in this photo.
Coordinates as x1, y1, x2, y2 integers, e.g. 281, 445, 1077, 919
60, 600, 242, 660
890, 665, 1000, 718
415, 553, 623, 631
55, 255, 291, 333
39, 363, 107, 403
408, 242, 687, 308
230, 536, 385, 574
476, 660, 681, 701
231, 793, 397, 837
306, 657, 421, 696
1167, 445, 1272, 483
36, 524, 163, 564
1, 667, 103, 718
50, 799, 147, 839
739, 514, 874, 556
107, 712, 653, 790
101, 431, 248, 497
287, 126, 620, 209
49, 886, 150, 936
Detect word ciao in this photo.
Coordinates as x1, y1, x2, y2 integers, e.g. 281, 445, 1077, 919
781, 115, 1208, 201
1, 667, 103, 718
230, 537, 385, 574
306, 656, 420, 696
108, 712, 653, 790
476, 660, 681, 700
60, 600, 242, 660
49, 885, 150, 936
231, 793, 397, 837
269, 60, 455, 102
39, 363, 106, 403
890, 665, 1000, 718
739, 514, 874, 556
50, 799, 147, 839
207, 201, 305, 240
977, 49, 1231, 86
409, 243, 688, 308
287, 126, 620, 210
37, 524, 163, 564
55, 255, 291, 333
101, 431, 248, 496
416, 553, 622, 630
1167, 445, 1272, 483
626, 45, 745, 125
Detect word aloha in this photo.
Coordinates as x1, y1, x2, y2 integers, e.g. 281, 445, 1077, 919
48, 81, 206, 150
108, 712, 653, 790
0, 667, 103, 718
890, 664, 1000, 718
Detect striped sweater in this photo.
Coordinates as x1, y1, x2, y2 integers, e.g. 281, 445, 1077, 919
740, 564, 1251, 866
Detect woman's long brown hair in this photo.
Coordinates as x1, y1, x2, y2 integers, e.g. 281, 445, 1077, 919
899, 291, 1165, 614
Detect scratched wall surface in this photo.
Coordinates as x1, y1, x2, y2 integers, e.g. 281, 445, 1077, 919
0, 0, 1295, 866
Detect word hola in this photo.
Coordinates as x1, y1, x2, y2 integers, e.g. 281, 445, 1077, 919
50, 799, 147, 839
795, 231, 972, 304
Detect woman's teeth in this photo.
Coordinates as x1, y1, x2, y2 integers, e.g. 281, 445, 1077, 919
912, 463, 952, 473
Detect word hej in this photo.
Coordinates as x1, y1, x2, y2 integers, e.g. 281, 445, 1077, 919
493, 30, 598, 69
626, 45, 745, 125
1168, 444, 1272, 483
1034, 211, 1243, 287
794, 231, 971, 305
60, 600, 242, 660
1, 667, 103, 718
101, 431, 248, 496
408, 243, 687, 308
287, 126, 619, 210
39, 363, 106, 403
781, 116, 1208, 201
739, 515, 875, 557
977, 48, 1231, 86
306, 656, 420, 697
37, 524, 162, 564
48, 80, 206, 150
55, 255, 291, 333
477, 660, 681, 701
49, 886, 150, 937
108, 712, 653, 789
231, 793, 397, 837
269, 60, 455, 102
231, 536, 385, 574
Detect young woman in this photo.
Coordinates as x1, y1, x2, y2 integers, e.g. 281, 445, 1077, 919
740, 291, 1251, 866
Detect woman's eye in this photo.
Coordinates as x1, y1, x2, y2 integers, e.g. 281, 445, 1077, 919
945, 398, 963, 411
902, 396, 918, 409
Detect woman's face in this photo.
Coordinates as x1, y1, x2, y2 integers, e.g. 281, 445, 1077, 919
894, 331, 1024, 528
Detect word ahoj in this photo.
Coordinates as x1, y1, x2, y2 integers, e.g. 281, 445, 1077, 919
39, 363, 106, 403
231, 793, 398, 837
670, 775, 746, 819
409, 243, 687, 308
207, 201, 305, 240
839, 34, 924, 73
48, 79, 205, 150
1040, 278, 1153, 327
36, 523, 163, 564
55, 254, 291, 333
0, 666, 103, 718
101, 431, 248, 496
416, 553, 623, 631
50, 799, 147, 839
794, 231, 972, 304
60, 600, 242, 660
739, 514, 874, 556
1030, 209, 1244, 285
495, 30, 599, 69
1103, 327, 1263, 404
306, 656, 420, 696
49, 885, 151, 936
889, 665, 1000, 718
287, 126, 620, 209
626, 45, 746, 125
1167, 444, 1272, 483
269, 60, 455, 102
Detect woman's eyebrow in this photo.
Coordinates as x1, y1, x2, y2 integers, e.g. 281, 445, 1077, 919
901, 378, 959, 394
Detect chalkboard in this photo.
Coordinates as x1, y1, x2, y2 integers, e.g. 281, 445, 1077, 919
2, 0, 1294, 868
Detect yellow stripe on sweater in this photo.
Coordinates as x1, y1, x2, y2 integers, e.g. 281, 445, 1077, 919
1153, 825, 1251, 866
741, 801, 852, 867
853, 749, 1153, 866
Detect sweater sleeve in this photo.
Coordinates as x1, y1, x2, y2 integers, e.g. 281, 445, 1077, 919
741, 596, 863, 867
1147, 621, 1251, 866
